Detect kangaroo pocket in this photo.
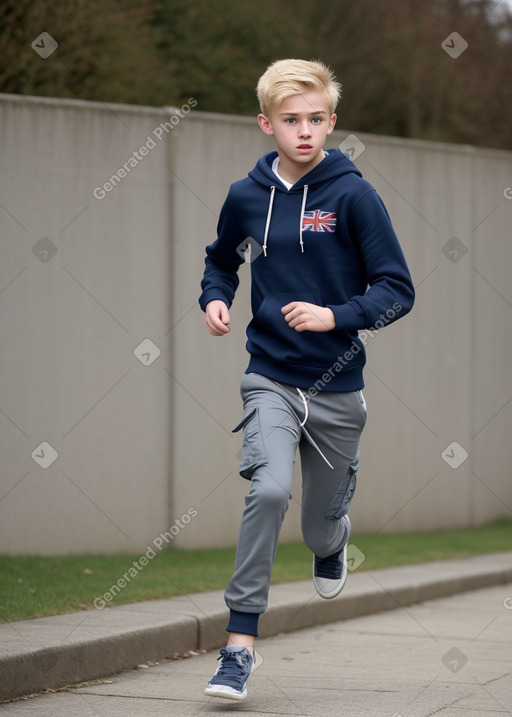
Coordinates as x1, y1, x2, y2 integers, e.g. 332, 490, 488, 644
246, 290, 364, 367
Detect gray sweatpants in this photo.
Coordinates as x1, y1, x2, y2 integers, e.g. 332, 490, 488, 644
225, 372, 367, 615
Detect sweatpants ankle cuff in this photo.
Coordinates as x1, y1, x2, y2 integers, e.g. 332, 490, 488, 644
226, 609, 260, 637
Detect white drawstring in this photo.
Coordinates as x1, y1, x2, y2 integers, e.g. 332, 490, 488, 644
296, 387, 309, 427
296, 387, 334, 471
262, 185, 276, 257
263, 183, 308, 256
299, 184, 308, 253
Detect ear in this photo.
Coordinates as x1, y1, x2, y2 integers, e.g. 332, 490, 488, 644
257, 113, 274, 135
326, 113, 337, 135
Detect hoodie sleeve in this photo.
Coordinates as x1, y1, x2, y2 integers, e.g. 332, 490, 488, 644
326, 188, 415, 330
198, 189, 246, 311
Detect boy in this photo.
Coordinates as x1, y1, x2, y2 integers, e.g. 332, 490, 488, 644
199, 59, 414, 701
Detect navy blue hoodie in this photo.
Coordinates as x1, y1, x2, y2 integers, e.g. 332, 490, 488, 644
199, 148, 414, 392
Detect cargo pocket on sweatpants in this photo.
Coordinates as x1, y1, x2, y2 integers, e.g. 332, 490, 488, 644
232, 408, 268, 480
325, 460, 358, 520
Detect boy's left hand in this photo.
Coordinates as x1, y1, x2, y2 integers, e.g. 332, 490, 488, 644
281, 302, 335, 333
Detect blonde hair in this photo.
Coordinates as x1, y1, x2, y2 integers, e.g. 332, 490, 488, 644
256, 59, 342, 116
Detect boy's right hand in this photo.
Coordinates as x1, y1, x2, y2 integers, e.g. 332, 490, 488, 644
205, 300, 231, 336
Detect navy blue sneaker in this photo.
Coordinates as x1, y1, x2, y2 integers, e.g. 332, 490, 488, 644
313, 515, 351, 599
205, 646, 255, 700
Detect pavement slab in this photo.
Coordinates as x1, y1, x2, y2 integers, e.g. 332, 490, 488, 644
1, 583, 512, 716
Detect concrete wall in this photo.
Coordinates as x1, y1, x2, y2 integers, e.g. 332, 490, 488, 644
0, 94, 511, 554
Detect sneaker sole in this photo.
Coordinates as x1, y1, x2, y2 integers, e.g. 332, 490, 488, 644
312, 563, 348, 599
205, 684, 247, 700
204, 652, 255, 700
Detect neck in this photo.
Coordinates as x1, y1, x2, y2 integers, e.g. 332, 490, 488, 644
277, 150, 325, 185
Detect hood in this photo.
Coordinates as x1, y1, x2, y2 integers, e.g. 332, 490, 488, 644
248, 147, 362, 191
247, 148, 362, 256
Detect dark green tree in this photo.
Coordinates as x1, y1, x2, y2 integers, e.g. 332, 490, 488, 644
1, 0, 511, 149
0, 0, 164, 105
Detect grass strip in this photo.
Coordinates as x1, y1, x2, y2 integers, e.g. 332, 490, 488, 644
0, 516, 510, 623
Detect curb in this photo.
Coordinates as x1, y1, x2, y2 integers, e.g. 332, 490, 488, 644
1, 552, 511, 701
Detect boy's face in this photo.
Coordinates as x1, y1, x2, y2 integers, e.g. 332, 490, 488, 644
258, 89, 336, 174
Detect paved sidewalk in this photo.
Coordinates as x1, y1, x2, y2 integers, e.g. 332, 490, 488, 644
2, 583, 512, 716
1, 553, 511, 704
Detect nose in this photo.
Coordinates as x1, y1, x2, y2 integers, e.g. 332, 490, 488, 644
298, 120, 311, 138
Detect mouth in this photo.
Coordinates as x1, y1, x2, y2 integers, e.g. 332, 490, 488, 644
297, 144, 313, 151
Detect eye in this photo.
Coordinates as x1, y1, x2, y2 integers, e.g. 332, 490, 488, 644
285, 118, 296, 124
311, 117, 322, 124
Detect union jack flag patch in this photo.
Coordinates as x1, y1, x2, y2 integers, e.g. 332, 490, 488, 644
302, 210, 337, 233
